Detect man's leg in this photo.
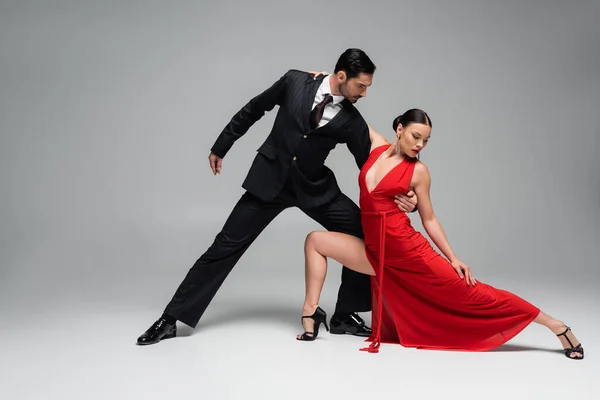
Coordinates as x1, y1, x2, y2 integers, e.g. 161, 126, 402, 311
137, 191, 288, 345
301, 192, 372, 336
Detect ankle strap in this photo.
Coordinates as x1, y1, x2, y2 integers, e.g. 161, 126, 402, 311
556, 326, 571, 337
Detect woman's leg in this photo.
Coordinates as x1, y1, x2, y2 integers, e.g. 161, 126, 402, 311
533, 311, 583, 359
298, 231, 374, 339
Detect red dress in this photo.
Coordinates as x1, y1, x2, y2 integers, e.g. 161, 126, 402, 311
359, 145, 540, 353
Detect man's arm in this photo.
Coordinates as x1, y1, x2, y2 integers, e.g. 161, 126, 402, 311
210, 71, 289, 158
346, 118, 371, 169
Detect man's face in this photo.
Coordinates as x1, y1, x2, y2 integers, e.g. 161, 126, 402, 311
338, 72, 373, 103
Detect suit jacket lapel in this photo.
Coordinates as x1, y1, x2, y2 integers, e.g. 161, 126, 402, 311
322, 99, 352, 131
302, 75, 324, 132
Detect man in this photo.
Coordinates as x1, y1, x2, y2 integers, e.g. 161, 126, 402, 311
137, 48, 418, 345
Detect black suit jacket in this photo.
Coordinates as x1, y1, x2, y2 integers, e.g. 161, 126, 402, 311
211, 70, 371, 209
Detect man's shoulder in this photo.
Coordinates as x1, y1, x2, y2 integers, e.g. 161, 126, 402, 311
284, 69, 312, 80
341, 101, 367, 124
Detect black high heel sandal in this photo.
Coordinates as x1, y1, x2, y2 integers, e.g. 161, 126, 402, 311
297, 306, 330, 341
556, 326, 584, 360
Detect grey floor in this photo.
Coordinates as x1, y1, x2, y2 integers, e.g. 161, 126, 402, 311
1, 221, 598, 400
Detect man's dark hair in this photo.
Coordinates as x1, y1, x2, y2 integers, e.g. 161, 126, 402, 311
333, 48, 376, 79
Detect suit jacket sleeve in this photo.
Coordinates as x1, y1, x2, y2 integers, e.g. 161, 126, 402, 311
210, 71, 289, 158
346, 117, 371, 169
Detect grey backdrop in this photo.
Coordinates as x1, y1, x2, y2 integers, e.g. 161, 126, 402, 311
1, 1, 598, 399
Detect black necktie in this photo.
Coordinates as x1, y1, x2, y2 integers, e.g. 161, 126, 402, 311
310, 94, 333, 130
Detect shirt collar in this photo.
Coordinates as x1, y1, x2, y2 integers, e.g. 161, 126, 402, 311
321, 76, 345, 105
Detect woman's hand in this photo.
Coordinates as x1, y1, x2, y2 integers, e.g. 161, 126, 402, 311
450, 259, 477, 286
308, 71, 329, 79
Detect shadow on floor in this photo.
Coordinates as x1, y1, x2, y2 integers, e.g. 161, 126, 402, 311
176, 303, 302, 337
489, 343, 563, 354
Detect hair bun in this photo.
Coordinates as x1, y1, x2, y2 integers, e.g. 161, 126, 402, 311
392, 114, 404, 131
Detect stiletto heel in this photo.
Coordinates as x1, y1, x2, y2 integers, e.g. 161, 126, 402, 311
297, 306, 329, 341
556, 326, 584, 360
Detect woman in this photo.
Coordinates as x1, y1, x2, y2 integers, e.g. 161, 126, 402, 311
296, 108, 584, 360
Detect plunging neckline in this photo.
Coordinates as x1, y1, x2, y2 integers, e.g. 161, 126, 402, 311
364, 145, 406, 195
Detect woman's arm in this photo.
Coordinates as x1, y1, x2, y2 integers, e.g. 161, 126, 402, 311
412, 162, 476, 285
368, 125, 389, 151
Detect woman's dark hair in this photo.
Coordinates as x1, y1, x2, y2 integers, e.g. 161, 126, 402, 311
392, 109, 432, 132
334, 48, 376, 80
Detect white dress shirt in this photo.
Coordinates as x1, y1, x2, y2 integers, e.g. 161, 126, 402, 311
311, 76, 345, 128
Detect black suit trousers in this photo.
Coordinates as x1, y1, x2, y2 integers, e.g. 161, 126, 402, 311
163, 182, 371, 328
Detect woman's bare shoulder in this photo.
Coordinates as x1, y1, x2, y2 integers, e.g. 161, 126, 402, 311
413, 160, 431, 182
368, 125, 390, 147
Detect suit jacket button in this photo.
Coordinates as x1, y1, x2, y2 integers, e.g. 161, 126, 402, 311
292, 156, 297, 161
303, 135, 307, 138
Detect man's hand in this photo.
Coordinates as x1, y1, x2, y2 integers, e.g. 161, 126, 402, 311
308, 71, 329, 79
394, 190, 418, 212
208, 152, 223, 175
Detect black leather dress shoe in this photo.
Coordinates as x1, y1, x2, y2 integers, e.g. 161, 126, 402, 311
329, 313, 372, 337
136, 318, 177, 345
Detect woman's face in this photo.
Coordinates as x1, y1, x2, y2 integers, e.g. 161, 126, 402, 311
396, 123, 431, 158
